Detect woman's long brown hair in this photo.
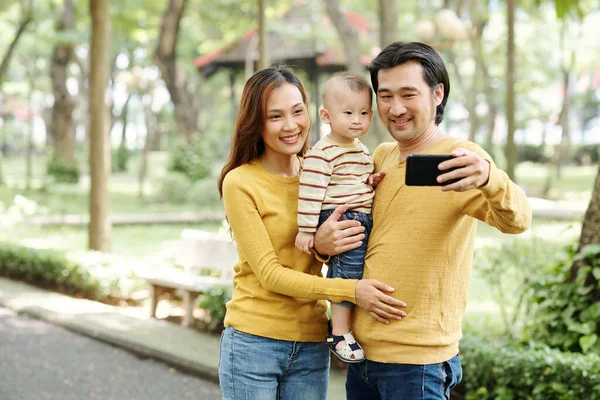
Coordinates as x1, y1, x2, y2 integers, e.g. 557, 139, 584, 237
217, 66, 311, 198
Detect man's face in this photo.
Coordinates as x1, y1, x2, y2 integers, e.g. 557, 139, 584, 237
375, 61, 444, 144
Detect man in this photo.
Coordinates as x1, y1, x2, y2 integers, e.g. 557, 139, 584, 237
315, 41, 532, 399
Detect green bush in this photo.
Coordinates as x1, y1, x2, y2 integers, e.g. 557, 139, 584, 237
573, 144, 600, 165
0, 242, 143, 301
112, 146, 131, 173
525, 243, 600, 354
472, 238, 558, 338
156, 174, 221, 207
169, 138, 212, 182
459, 334, 600, 400
46, 157, 80, 184
518, 144, 550, 164
157, 172, 192, 204
197, 284, 232, 332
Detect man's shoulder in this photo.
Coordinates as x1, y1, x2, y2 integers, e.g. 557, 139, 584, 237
436, 137, 487, 156
373, 142, 398, 157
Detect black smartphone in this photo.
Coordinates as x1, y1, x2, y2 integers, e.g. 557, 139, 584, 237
405, 154, 460, 186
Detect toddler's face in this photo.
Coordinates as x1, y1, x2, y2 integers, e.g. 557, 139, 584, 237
323, 86, 373, 144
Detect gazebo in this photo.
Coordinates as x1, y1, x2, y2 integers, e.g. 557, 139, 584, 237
193, 2, 376, 140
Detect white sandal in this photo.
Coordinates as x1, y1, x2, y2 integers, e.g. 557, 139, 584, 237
326, 332, 365, 363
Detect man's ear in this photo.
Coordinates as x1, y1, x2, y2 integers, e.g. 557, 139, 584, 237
434, 84, 444, 106
319, 108, 331, 124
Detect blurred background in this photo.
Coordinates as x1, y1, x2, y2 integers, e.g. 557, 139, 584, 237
0, 0, 599, 397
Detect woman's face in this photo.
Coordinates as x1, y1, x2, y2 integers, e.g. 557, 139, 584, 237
261, 83, 310, 157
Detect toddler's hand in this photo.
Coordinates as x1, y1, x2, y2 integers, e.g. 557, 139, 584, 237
295, 232, 315, 254
368, 171, 386, 188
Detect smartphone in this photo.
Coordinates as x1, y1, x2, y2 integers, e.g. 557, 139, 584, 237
405, 154, 460, 186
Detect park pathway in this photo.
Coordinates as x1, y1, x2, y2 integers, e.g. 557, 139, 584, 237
0, 307, 222, 400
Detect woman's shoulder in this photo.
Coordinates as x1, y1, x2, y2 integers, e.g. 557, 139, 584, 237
223, 161, 260, 187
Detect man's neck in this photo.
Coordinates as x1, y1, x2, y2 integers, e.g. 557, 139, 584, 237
398, 126, 446, 162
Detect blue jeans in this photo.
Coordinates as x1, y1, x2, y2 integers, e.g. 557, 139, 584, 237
219, 326, 330, 400
346, 355, 463, 400
318, 209, 372, 309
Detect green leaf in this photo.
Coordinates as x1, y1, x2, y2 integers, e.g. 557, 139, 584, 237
593, 267, 600, 281
574, 244, 600, 261
566, 322, 593, 335
581, 302, 600, 320
579, 333, 598, 353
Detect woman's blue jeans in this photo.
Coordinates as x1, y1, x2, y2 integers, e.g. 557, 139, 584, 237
219, 326, 330, 400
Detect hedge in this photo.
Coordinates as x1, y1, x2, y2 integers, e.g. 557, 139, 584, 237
459, 333, 600, 400
0, 242, 143, 301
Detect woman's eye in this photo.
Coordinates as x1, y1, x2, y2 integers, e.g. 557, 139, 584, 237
294, 109, 303, 115
269, 115, 280, 119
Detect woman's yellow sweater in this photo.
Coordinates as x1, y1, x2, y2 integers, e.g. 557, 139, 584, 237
352, 137, 532, 364
222, 160, 356, 342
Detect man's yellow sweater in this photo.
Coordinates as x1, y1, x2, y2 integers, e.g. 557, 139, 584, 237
353, 137, 532, 364
222, 160, 356, 342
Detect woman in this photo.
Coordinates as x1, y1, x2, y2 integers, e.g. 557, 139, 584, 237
217, 66, 405, 400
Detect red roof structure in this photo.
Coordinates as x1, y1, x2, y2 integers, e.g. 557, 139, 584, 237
193, 3, 375, 77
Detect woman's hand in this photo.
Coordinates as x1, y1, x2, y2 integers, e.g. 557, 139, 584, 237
355, 279, 407, 324
314, 205, 365, 256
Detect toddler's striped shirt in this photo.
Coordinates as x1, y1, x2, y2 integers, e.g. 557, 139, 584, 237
298, 135, 374, 233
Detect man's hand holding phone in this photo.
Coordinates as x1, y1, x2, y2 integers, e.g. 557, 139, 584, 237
437, 148, 490, 192
405, 147, 490, 192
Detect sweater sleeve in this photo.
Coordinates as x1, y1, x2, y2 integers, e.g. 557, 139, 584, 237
460, 143, 532, 233
298, 148, 333, 232
223, 170, 356, 303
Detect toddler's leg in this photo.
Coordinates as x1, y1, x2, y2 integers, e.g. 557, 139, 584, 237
331, 303, 352, 343
328, 303, 365, 363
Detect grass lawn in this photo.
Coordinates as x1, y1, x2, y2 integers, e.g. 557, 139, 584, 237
0, 222, 223, 257
516, 162, 596, 201
0, 152, 222, 215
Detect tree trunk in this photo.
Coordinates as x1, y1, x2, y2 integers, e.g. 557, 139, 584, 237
504, 0, 517, 180
479, 43, 497, 157
555, 69, 571, 179
139, 100, 154, 199
119, 93, 132, 150
322, 0, 363, 74
578, 161, 600, 250
468, 20, 486, 143
88, 0, 112, 252
0, 5, 32, 85
258, 0, 269, 70
49, 0, 76, 165
378, 0, 398, 48
153, 0, 200, 142
571, 160, 600, 294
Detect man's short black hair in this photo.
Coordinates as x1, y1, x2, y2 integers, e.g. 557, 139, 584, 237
368, 41, 450, 125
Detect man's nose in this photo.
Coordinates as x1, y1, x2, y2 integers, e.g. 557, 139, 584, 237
390, 98, 406, 116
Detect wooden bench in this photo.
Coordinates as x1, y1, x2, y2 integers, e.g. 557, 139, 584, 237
137, 229, 237, 327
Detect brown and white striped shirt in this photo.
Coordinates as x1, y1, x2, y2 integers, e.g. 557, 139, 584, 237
298, 135, 374, 233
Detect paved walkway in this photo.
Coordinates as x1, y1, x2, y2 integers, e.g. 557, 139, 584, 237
0, 277, 347, 400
